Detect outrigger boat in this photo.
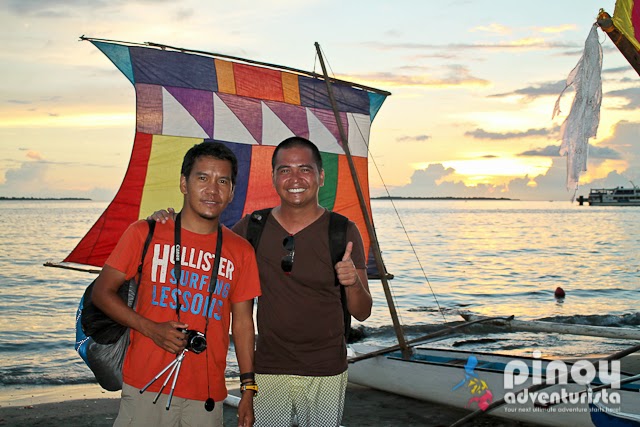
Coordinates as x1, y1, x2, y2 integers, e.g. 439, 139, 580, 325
347, 315, 640, 427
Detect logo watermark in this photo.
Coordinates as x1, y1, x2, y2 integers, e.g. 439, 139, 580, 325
503, 351, 621, 407
450, 351, 623, 412
451, 355, 493, 411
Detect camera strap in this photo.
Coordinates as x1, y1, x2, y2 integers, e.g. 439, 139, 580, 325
173, 212, 224, 325
172, 212, 224, 412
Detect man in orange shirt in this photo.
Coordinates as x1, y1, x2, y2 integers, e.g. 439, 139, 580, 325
93, 142, 261, 426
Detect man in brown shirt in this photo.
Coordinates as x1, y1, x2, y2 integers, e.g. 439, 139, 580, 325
233, 136, 372, 426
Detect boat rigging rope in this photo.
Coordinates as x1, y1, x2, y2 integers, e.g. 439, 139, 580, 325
316, 46, 448, 325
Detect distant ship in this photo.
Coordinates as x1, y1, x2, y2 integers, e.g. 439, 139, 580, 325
581, 184, 640, 206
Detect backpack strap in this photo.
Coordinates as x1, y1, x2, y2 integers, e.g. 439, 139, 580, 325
246, 208, 273, 251
140, 219, 156, 272
131, 219, 156, 307
328, 212, 351, 341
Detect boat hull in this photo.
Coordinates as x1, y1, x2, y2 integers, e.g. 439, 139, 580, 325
348, 344, 640, 427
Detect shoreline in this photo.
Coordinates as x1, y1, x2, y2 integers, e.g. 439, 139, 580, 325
0, 383, 119, 407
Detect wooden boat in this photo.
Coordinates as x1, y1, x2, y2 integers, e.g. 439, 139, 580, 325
590, 401, 640, 426
348, 340, 640, 427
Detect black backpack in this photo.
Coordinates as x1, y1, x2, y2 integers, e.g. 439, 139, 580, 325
75, 219, 156, 390
245, 208, 352, 341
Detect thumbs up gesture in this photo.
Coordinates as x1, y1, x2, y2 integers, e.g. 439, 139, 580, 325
335, 241, 358, 287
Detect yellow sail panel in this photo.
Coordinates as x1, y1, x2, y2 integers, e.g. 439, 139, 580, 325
613, 0, 640, 51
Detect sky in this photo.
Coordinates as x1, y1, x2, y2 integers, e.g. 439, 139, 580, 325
1, 0, 639, 201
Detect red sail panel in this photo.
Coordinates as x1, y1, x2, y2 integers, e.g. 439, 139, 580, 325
64, 132, 153, 267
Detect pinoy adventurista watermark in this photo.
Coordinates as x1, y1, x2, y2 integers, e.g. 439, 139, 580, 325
503, 350, 621, 409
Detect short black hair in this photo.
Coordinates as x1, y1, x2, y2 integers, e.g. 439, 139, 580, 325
271, 137, 323, 171
181, 142, 238, 185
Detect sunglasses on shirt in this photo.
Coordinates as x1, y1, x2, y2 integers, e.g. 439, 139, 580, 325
281, 235, 295, 273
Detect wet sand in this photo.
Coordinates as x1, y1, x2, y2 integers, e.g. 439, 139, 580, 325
0, 383, 541, 427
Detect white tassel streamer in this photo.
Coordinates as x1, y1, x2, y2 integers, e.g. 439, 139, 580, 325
552, 23, 603, 201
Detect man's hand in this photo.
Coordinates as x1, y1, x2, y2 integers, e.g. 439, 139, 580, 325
147, 207, 176, 224
142, 320, 189, 354
237, 392, 255, 426
335, 241, 358, 287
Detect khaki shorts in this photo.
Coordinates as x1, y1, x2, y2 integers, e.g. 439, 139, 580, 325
114, 383, 224, 427
254, 371, 348, 427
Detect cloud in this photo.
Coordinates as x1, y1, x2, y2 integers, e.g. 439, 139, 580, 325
586, 145, 622, 159
465, 126, 558, 140
519, 145, 562, 157
5, 0, 172, 15
0, 159, 116, 199
0, 161, 50, 195
470, 23, 511, 35
489, 80, 568, 101
349, 65, 490, 89
603, 66, 634, 75
597, 121, 640, 177
26, 150, 43, 160
361, 39, 578, 53
397, 135, 431, 142
606, 88, 640, 109
382, 121, 640, 201
535, 24, 577, 34
0, 149, 119, 198
519, 144, 622, 159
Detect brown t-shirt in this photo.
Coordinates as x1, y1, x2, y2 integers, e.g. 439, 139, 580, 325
233, 209, 366, 376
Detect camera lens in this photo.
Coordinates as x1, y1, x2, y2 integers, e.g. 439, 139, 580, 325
185, 330, 207, 354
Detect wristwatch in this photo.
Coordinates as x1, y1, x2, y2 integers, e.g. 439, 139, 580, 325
240, 383, 258, 395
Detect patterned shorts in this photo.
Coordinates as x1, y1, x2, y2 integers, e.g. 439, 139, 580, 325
114, 383, 223, 427
254, 371, 348, 427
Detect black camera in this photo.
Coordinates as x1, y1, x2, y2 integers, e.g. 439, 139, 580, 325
181, 329, 207, 354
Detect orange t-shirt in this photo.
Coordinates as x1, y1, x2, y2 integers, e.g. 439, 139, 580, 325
105, 220, 261, 402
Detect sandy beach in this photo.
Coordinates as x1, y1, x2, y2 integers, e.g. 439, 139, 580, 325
0, 382, 542, 427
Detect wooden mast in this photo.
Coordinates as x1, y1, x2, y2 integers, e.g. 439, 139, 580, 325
597, 10, 640, 76
314, 42, 410, 356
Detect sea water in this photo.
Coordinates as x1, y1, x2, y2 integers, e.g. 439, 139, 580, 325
0, 199, 638, 388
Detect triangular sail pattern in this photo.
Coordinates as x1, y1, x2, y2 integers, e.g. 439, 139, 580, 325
64, 40, 388, 275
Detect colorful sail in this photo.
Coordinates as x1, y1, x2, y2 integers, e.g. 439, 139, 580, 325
61, 38, 389, 274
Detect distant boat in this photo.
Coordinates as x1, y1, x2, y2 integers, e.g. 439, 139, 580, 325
586, 186, 640, 206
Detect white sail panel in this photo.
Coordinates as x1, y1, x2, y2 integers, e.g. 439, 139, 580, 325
213, 93, 258, 145
347, 112, 371, 158
261, 102, 295, 146
306, 108, 342, 154
162, 88, 209, 139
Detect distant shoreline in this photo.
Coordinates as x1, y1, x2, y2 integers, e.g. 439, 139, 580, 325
0, 197, 92, 201
371, 196, 516, 201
